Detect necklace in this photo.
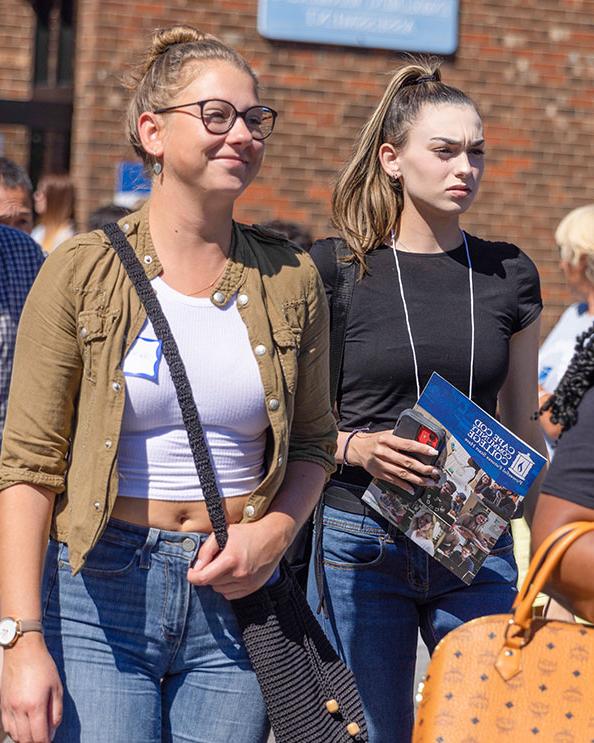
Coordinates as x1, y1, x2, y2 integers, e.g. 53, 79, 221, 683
390, 229, 475, 401
187, 260, 229, 296
395, 238, 442, 254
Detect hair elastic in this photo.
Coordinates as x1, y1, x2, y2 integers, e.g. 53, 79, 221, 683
403, 74, 438, 88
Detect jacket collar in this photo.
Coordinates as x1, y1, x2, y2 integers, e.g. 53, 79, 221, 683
119, 200, 249, 305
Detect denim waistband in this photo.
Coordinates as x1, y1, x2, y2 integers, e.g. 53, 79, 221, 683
56, 517, 212, 566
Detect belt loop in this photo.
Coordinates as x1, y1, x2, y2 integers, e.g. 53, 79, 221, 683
313, 498, 328, 618
138, 527, 160, 570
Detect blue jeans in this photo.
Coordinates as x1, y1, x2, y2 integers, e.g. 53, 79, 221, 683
42, 518, 269, 743
307, 503, 517, 743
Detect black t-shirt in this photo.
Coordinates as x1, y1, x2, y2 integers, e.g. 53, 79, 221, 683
311, 234, 542, 487
542, 386, 594, 508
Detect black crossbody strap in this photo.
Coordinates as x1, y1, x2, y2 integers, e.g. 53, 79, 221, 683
329, 238, 356, 407
102, 222, 229, 550
315, 239, 356, 617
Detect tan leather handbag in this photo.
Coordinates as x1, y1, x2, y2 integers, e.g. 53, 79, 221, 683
414, 521, 594, 743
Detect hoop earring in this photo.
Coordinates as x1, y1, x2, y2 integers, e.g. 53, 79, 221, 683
153, 161, 163, 176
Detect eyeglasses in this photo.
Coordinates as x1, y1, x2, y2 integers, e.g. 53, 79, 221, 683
154, 98, 278, 140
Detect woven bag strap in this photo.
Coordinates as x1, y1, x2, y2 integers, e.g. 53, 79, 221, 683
512, 520, 594, 627
102, 222, 229, 550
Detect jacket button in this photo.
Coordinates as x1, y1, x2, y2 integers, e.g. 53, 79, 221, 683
93, 501, 101, 511
80, 327, 89, 338
237, 293, 249, 307
104, 439, 113, 449
143, 255, 153, 264
268, 398, 280, 411
112, 382, 121, 392
278, 454, 284, 466
254, 344, 267, 356
123, 223, 130, 233
212, 291, 225, 305
245, 505, 256, 518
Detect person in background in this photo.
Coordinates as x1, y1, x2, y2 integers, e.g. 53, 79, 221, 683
0, 25, 334, 743
538, 204, 594, 452
472, 472, 492, 496
449, 542, 475, 577
0, 158, 34, 234
0, 225, 44, 741
456, 510, 490, 550
532, 311, 594, 622
307, 56, 547, 741
407, 511, 437, 555
31, 173, 75, 252
87, 203, 131, 232
260, 219, 313, 252
449, 492, 467, 519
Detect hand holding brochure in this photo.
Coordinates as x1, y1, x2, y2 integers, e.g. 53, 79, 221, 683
362, 373, 546, 584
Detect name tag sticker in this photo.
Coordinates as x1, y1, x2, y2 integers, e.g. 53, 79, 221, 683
123, 336, 162, 381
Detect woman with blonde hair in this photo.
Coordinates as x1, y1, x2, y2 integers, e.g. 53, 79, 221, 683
32, 173, 75, 252
407, 511, 437, 555
0, 25, 335, 743
538, 203, 594, 447
308, 57, 546, 740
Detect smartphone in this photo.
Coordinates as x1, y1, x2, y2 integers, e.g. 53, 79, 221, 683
386, 409, 446, 500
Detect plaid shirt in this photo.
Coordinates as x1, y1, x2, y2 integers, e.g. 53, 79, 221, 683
0, 226, 45, 439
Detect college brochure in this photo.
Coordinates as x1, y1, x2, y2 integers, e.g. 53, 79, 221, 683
362, 373, 546, 584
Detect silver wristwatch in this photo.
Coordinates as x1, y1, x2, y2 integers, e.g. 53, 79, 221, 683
0, 617, 43, 648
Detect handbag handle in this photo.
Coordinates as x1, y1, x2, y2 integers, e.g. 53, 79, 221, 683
512, 520, 594, 628
494, 521, 594, 681
102, 222, 229, 550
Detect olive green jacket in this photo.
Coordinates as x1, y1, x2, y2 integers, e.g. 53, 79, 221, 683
0, 205, 336, 572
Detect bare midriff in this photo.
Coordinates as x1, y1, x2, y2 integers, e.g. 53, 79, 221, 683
110, 494, 250, 533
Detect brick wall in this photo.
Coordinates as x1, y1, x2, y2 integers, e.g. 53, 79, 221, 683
0, 0, 34, 165
5, 0, 594, 333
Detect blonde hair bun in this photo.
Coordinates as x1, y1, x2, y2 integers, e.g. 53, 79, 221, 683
144, 25, 214, 73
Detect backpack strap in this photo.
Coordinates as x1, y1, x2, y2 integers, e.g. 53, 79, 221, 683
315, 239, 356, 616
329, 238, 356, 407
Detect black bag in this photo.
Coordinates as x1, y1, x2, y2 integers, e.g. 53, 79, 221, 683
103, 223, 368, 743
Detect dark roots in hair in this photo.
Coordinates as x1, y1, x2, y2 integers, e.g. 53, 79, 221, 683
538, 323, 594, 434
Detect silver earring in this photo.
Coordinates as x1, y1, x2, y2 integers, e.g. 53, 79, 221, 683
153, 161, 162, 176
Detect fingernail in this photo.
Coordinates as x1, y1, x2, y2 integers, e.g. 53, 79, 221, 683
429, 447, 439, 455
432, 468, 441, 477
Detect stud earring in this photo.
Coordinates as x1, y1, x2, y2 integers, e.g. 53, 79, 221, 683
153, 161, 162, 176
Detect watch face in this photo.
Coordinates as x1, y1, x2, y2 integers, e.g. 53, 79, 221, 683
0, 617, 18, 646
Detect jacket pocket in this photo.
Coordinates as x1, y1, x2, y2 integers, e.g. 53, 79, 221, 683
272, 324, 298, 395
77, 310, 111, 382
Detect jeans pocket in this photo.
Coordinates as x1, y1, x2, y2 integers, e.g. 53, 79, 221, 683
41, 540, 60, 618
322, 519, 386, 570
59, 536, 139, 577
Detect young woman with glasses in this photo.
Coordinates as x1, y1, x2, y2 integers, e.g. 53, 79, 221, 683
307, 57, 547, 741
0, 26, 335, 743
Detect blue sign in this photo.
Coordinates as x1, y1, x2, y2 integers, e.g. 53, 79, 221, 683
258, 0, 459, 55
115, 161, 152, 208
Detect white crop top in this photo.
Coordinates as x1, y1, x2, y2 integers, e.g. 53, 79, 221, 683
117, 276, 269, 501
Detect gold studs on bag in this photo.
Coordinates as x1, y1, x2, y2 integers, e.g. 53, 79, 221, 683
347, 721, 361, 737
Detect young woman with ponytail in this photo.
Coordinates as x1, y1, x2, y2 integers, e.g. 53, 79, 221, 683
532, 278, 594, 622
307, 58, 547, 741
0, 26, 335, 742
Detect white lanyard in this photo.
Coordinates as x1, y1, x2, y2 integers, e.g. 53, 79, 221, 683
390, 230, 475, 402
